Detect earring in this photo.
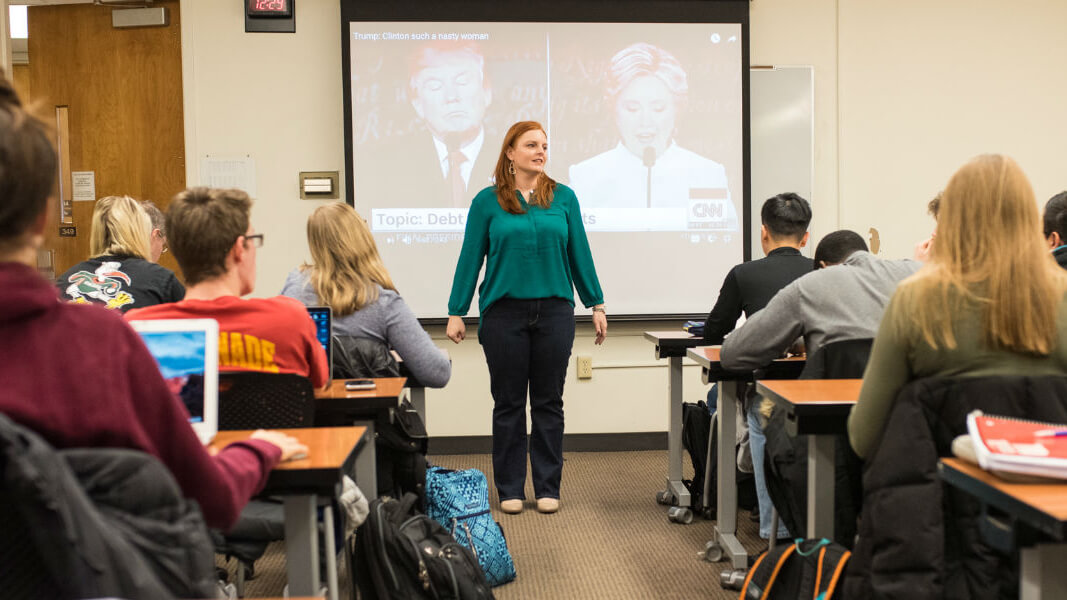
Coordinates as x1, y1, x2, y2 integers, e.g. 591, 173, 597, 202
508, 161, 516, 175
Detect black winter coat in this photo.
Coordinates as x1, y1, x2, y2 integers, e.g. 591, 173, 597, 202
0, 414, 217, 599
843, 376, 1067, 599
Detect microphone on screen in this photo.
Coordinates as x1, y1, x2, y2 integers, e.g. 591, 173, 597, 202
643, 147, 657, 208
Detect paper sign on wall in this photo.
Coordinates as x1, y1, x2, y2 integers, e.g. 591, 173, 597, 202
72, 171, 96, 202
199, 156, 257, 198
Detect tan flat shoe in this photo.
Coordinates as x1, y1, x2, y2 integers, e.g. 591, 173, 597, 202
536, 498, 559, 514
500, 499, 524, 514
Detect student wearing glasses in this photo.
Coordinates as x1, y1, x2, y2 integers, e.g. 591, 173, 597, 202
127, 187, 329, 389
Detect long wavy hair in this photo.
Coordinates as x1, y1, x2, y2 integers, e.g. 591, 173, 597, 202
893, 154, 1067, 354
302, 202, 396, 317
493, 121, 556, 214
89, 195, 151, 260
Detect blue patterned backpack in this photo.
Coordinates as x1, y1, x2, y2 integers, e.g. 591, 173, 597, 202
425, 466, 517, 587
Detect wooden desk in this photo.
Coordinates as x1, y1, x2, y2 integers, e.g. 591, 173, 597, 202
941, 458, 1067, 600
643, 331, 706, 515
314, 376, 407, 416
211, 427, 368, 600
757, 379, 860, 539
688, 346, 806, 570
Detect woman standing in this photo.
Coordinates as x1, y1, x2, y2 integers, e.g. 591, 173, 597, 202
281, 202, 451, 388
447, 121, 607, 515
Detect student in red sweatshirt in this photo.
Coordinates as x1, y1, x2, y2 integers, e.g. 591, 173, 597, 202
0, 75, 304, 531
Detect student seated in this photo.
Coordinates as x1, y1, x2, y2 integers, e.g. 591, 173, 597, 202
281, 202, 450, 387
720, 229, 920, 371
127, 187, 329, 389
0, 74, 303, 533
848, 154, 1067, 460
142, 199, 169, 263
721, 229, 919, 542
1042, 190, 1067, 269
703, 192, 813, 542
56, 195, 184, 312
703, 192, 813, 344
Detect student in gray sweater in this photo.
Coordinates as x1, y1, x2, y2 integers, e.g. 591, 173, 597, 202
281, 203, 450, 388
721, 230, 920, 371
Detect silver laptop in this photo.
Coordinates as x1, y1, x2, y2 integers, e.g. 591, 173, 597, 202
130, 318, 220, 444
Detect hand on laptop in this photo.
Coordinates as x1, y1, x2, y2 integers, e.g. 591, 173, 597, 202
252, 429, 309, 462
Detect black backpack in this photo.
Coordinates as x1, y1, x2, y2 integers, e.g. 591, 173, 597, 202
681, 399, 757, 517
741, 538, 851, 600
376, 397, 429, 506
353, 493, 494, 600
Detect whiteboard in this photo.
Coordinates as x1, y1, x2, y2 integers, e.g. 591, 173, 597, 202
749, 66, 815, 259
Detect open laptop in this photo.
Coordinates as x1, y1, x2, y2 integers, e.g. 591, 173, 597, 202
307, 306, 333, 384
129, 318, 219, 444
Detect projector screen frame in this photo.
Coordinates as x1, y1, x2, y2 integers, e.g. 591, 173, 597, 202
340, 0, 751, 324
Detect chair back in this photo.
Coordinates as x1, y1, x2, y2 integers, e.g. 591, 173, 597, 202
218, 372, 316, 430
799, 338, 873, 380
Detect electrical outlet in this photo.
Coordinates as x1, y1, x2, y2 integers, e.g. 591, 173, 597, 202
577, 356, 593, 379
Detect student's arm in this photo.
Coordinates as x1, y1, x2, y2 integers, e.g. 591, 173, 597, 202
704, 268, 742, 344
382, 293, 451, 388
847, 294, 912, 459
720, 283, 803, 371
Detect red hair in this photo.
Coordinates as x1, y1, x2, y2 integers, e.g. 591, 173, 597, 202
493, 121, 556, 214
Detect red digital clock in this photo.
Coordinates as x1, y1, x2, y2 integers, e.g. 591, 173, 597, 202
247, 0, 292, 18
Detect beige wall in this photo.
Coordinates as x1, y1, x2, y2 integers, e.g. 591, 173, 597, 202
180, 0, 1067, 437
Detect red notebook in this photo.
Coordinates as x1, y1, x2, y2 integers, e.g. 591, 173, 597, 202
967, 411, 1067, 480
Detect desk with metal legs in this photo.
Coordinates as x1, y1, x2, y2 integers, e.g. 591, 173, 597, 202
757, 379, 860, 539
688, 347, 805, 571
644, 331, 706, 521
211, 427, 367, 600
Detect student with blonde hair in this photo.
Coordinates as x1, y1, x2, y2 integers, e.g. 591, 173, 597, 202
281, 202, 450, 387
848, 154, 1067, 459
57, 195, 183, 311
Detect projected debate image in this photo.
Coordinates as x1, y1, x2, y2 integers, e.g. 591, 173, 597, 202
349, 22, 743, 316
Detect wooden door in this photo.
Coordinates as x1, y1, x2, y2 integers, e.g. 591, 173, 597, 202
26, 1, 185, 278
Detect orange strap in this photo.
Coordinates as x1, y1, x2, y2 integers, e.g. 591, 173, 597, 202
823, 550, 852, 599
759, 545, 797, 600
812, 546, 826, 599
739, 551, 768, 597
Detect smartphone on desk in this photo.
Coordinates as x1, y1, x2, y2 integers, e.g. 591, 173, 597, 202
345, 378, 376, 391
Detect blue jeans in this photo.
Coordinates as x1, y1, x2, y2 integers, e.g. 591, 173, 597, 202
748, 398, 790, 539
479, 298, 574, 501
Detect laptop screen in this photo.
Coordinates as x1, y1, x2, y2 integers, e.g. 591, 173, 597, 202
307, 306, 332, 377
130, 319, 219, 444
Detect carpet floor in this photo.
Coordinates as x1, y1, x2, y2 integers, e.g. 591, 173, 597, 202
218, 450, 768, 599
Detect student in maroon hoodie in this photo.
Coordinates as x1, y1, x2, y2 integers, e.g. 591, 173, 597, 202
0, 75, 304, 531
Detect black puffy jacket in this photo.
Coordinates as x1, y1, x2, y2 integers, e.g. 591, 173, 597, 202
0, 414, 217, 599
843, 376, 1067, 599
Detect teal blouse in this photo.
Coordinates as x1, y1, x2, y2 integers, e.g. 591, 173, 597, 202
448, 184, 604, 316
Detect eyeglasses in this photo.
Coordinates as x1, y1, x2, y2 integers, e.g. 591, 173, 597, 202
243, 233, 265, 248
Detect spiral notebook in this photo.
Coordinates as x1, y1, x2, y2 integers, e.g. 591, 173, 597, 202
967, 410, 1067, 480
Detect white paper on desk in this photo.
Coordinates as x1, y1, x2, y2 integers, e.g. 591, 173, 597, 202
199, 156, 256, 198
